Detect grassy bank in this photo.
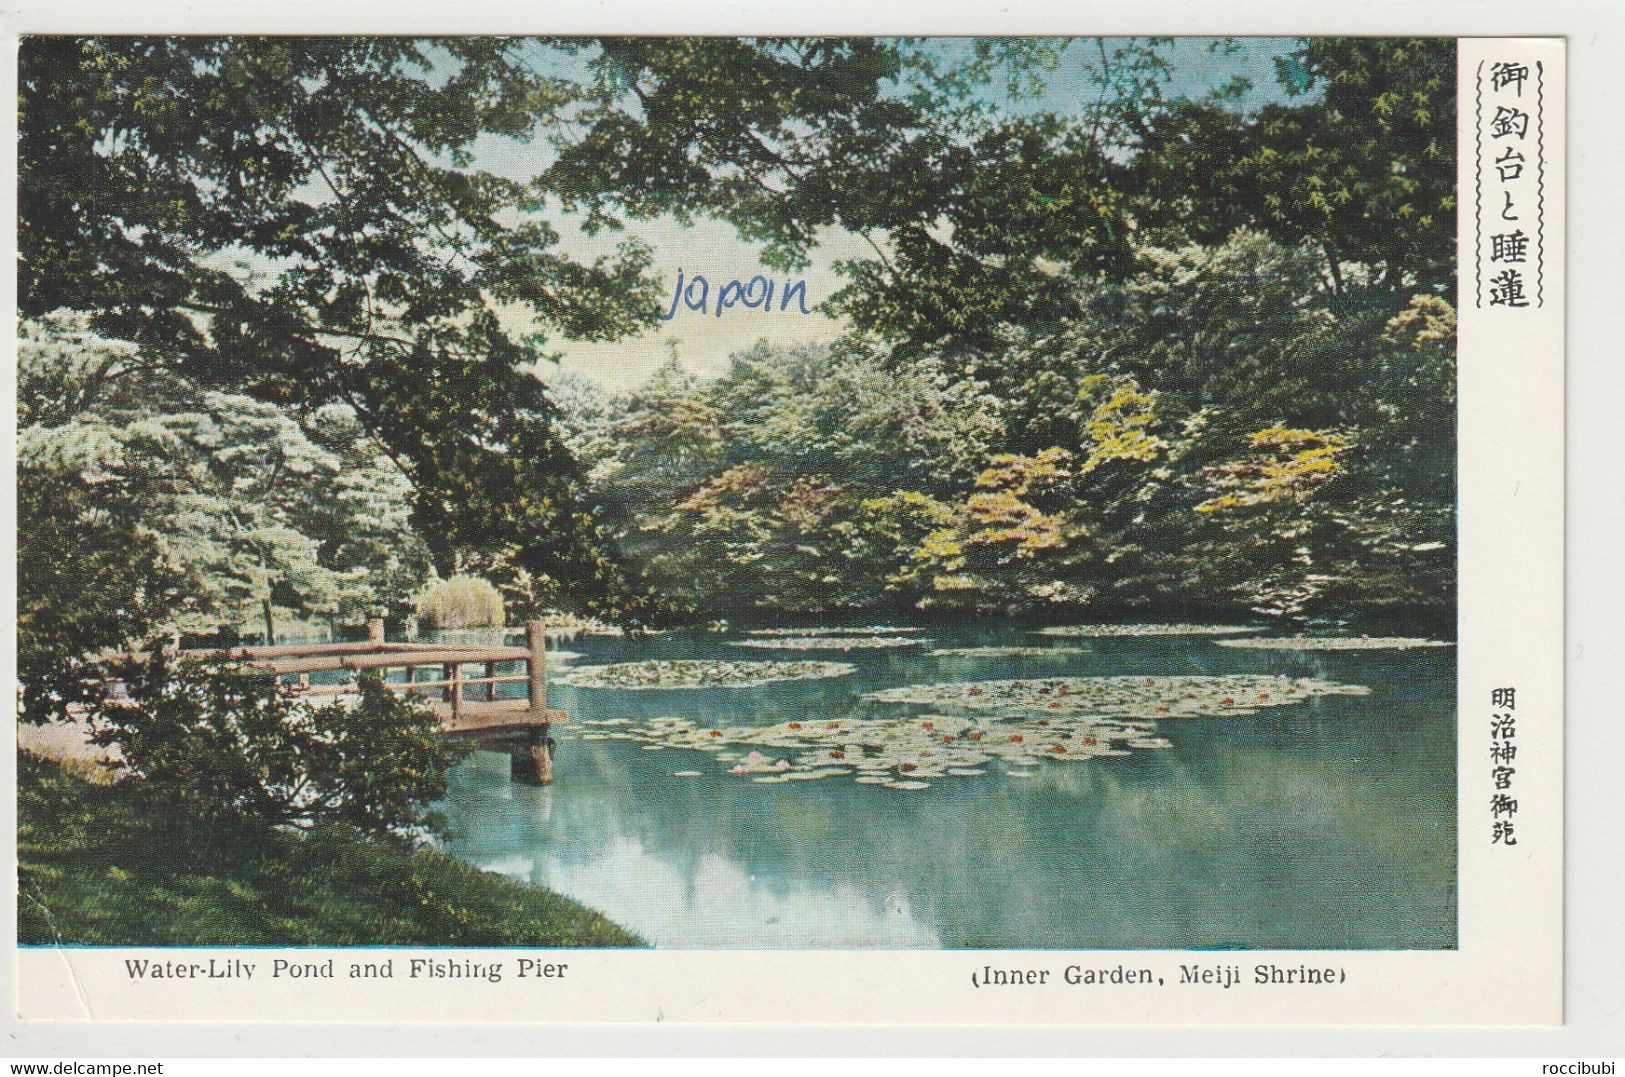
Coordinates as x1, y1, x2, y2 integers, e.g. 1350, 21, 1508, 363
17, 752, 643, 947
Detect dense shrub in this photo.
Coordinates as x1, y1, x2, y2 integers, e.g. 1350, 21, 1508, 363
414, 574, 506, 630
90, 656, 467, 843
17, 464, 186, 724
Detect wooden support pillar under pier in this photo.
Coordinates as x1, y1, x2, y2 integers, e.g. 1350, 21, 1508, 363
510, 725, 554, 785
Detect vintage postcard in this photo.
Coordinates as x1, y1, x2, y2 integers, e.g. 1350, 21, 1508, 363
9, 33, 1563, 1026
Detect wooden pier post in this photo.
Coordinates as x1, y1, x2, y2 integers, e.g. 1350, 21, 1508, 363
530, 729, 555, 786
525, 619, 553, 785
367, 617, 386, 645
526, 620, 548, 709
442, 661, 462, 725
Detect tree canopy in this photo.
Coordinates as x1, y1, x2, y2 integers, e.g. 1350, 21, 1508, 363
20, 36, 937, 614
20, 35, 1456, 635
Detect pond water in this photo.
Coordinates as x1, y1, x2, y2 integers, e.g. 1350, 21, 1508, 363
429, 620, 1456, 950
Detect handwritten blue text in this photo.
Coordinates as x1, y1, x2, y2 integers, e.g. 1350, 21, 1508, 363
661, 269, 812, 320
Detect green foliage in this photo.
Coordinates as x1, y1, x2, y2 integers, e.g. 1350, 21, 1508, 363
825, 116, 1136, 352
20, 35, 1458, 636
18, 754, 643, 947
554, 343, 1010, 614
19, 314, 434, 642
20, 36, 1078, 616
16, 464, 186, 724
20, 37, 830, 617
415, 574, 507, 629
566, 225, 1455, 624
553, 37, 1454, 357
712, 341, 1001, 489
89, 658, 466, 842
1130, 38, 1456, 297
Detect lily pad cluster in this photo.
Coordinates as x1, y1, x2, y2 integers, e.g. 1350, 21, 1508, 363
744, 626, 925, 637
1215, 636, 1455, 651
577, 711, 1166, 790
930, 646, 1090, 658
729, 636, 928, 651
864, 673, 1369, 720
1032, 623, 1255, 638
572, 673, 1368, 790
558, 659, 856, 690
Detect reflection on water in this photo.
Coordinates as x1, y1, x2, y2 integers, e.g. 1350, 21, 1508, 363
432, 620, 1456, 950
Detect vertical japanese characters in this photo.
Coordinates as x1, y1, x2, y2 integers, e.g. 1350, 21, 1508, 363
1490, 686, 1519, 846
1477, 59, 1543, 309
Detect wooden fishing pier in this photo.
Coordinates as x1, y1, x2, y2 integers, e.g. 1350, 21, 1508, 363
145, 619, 565, 784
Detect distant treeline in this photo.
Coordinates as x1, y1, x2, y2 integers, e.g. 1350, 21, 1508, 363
556, 230, 1455, 627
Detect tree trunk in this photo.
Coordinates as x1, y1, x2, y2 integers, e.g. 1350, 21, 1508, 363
1322, 242, 1345, 297
262, 598, 276, 647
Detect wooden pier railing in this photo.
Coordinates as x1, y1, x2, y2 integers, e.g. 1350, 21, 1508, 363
136, 618, 565, 784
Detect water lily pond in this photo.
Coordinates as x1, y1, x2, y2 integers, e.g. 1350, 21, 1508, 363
431, 619, 1456, 950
